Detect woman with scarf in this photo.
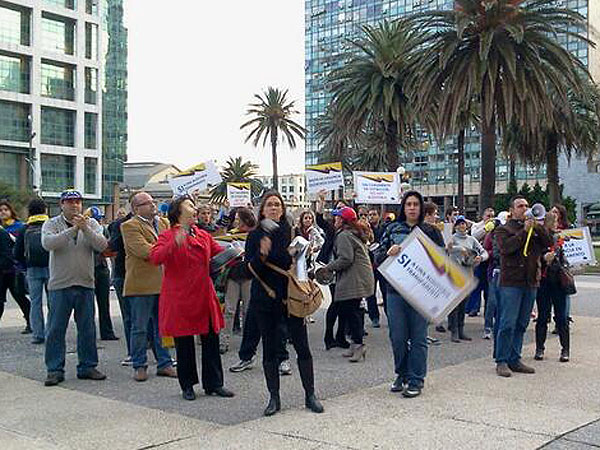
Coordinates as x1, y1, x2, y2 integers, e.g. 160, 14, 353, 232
374, 191, 445, 398
246, 191, 323, 416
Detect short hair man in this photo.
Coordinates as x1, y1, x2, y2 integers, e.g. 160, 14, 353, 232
41, 190, 108, 386
121, 191, 176, 382
494, 196, 553, 377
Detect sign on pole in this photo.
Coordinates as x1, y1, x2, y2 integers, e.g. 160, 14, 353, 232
305, 162, 344, 194
353, 171, 401, 204
560, 227, 597, 266
227, 182, 252, 207
377, 227, 478, 323
169, 160, 223, 196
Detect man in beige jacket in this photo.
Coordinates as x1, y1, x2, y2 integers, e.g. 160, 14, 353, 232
122, 191, 176, 382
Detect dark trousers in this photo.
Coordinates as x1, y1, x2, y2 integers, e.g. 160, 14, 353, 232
94, 266, 115, 339
337, 298, 363, 345
238, 299, 289, 362
324, 284, 347, 344
0, 271, 31, 325
113, 277, 131, 355
255, 304, 315, 398
174, 332, 224, 392
365, 270, 384, 322
448, 299, 466, 333
535, 279, 569, 353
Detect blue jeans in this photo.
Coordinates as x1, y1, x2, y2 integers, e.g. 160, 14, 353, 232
112, 278, 131, 355
387, 289, 429, 388
45, 286, 98, 376
128, 295, 172, 370
495, 286, 537, 365
484, 271, 500, 333
27, 267, 49, 341
466, 262, 489, 314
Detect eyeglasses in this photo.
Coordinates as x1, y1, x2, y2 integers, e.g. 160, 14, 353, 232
136, 200, 155, 207
266, 202, 282, 208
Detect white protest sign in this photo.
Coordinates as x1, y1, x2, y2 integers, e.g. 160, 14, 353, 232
442, 223, 453, 244
353, 172, 401, 204
560, 227, 596, 266
168, 172, 208, 196
204, 160, 223, 186
305, 162, 344, 194
378, 227, 478, 323
227, 182, 252, 207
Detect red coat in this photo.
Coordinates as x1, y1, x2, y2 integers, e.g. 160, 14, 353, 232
150, 224, 224, 337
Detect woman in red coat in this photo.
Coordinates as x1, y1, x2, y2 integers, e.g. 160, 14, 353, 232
150, 195, 234, 401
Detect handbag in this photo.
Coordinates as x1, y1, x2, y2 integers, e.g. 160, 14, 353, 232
558, 265, 577, 295
248, 261, 323, 318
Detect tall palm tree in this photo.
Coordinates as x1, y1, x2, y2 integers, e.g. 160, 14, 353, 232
409, 0, 590, 211
240, 87, 305, 191
209, 157, 263, 204
315, 104, 352, 165
328, 20, 420, 172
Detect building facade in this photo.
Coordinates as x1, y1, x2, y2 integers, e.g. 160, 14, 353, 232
305, 0, 599, 218
0, 0, 126, 206
257, 173, 309, 208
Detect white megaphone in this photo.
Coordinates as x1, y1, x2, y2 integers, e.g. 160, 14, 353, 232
523, 203, 546, 256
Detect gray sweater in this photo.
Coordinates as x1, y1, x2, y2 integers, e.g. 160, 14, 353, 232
448, 231, 488, 267
42, 215, 108, 290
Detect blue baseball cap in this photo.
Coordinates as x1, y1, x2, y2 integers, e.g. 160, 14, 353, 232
60, 189, 83, 202
455, 215, 467, 225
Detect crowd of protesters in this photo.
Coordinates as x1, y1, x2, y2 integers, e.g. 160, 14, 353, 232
0, 185, 577, 413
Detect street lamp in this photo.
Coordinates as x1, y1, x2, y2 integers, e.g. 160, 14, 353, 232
25, 114, 39, 196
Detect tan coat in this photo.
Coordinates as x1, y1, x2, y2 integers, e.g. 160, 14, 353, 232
121, 215, 170, 296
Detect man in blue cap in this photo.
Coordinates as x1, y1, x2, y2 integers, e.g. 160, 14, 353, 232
41, 189, 108, 386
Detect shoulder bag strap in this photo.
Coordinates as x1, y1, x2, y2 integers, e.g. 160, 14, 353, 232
247, 262, 277, 299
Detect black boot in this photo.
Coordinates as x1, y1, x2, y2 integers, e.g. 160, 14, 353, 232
558, 324, 570, 362
264, 393, 281, 416
263, 360, 281, 416
298, 358, 324, 413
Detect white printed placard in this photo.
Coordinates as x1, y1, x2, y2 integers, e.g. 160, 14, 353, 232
168, 172, 209, 196
305, 162, 344, 194
353, 171, 400, 204
560, 227, 596, 266
227, 182, 252, 207
377, 227, 478, 323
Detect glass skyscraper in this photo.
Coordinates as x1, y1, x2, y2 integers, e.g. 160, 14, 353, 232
305, 0, 595, 211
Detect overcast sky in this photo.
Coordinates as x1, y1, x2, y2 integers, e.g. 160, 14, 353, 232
125, 1, 306, 175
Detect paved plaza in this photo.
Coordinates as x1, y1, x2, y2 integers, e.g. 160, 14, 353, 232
0, 276, 599, 449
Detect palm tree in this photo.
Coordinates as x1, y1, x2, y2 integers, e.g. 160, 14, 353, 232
315, 104, 352, 165
209, 157, 263, 204
240, 87, 305, 191
328, 20, 420, 172
409, 0, 591, 211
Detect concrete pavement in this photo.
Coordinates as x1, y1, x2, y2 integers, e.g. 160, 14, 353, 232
1, 275, 599, 449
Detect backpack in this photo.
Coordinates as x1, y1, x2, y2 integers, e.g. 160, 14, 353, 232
24, 224, 49, 267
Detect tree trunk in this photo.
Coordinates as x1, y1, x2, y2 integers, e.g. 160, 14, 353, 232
546, 132, 560, 206
271, 128, 279, 191
385, 120, 399, 173
479, 116, 497, 212
509, 155, 516, 187
457, 128, 465, 213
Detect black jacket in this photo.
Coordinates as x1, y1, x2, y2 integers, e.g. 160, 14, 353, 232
108, 213, 132, 279
246, 219, 292, 311
315, 212, 336, 264
0, 226, 15, 273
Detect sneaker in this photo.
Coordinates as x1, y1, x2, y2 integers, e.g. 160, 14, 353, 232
279, 360, 292, 376
482, 330, 492, 340
31, 337, 45, 345
219, 342, 229, 355
508, 361, 535, 374
307, 316, 316, 324
44, 373, 64, 386
121, 356, 133, 366
534, 350, 544, 361
496, 363, 512, 377
402, 385, 422, 398
77, 368, 107, 381
559, 350, 570, 363
229, 356, 256, 373
390, 376, 407, 393
426, 336, 440, 346
371, 318, 381, 328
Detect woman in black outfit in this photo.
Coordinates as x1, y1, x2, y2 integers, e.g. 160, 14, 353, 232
246, 191, 324, 416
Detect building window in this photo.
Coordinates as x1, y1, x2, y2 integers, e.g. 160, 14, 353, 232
85, 23, 98, 60
43, 0, 76, 10
281, 186, 287, 193
85, 0, 98, 15
41, 14, 75, 56
0, 148, 25, 188
84, 67, 97, 104
41, 106, 75, 147
0, 100, 29, 142
41, 154, 75, 192
41, 60, 75, 100
289, 186, 295, 193
0, 4, 30, 47
84, 157, 97, 194
0, 52, 29, 94
85, 112, 97, 149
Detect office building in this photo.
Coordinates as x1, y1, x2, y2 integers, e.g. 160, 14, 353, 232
257, 173, 309, 208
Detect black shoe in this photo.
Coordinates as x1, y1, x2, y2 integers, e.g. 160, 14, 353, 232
534, 350, 544, 361
31, 337, 45, 345
182, 387, 196, 401
44, 373, 64, 386
325, 340, 336, 350
77, 368, 107, 380
435, 325, 446, 333
264, 395, 281, 416
402, 385, 422, 398
335, 340, 351, 349
560, 350, 570, 363
459, 334, 472, 341
468, 311, 479, 317
205, 387, 235, 398
21, 325, 32, 335
390, 376, 406, 393
305, 394, 324, 413
101, 335, 119, 341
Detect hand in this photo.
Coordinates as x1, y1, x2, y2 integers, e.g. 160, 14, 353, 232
446, 242, 454, 251
260, 236, 272, 256
317, 190, 327, 202
525, 219, 535, 232
387, 244, 402, 256
473, 256, 482, 266
544, 251, 555, 264
71, 214, 89, 231
175, 228, 186, 246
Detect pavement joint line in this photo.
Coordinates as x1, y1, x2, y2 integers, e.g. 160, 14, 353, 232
445, 415, 555, 439
537, 417, 600, 449
560, 437, 600, 449
136, 435, 197, 450
256, 428, 360, 450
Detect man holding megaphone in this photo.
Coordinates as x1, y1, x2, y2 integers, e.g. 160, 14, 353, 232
494, 196, 553, 378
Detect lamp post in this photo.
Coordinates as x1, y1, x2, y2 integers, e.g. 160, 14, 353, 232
26, 114, 39, 196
